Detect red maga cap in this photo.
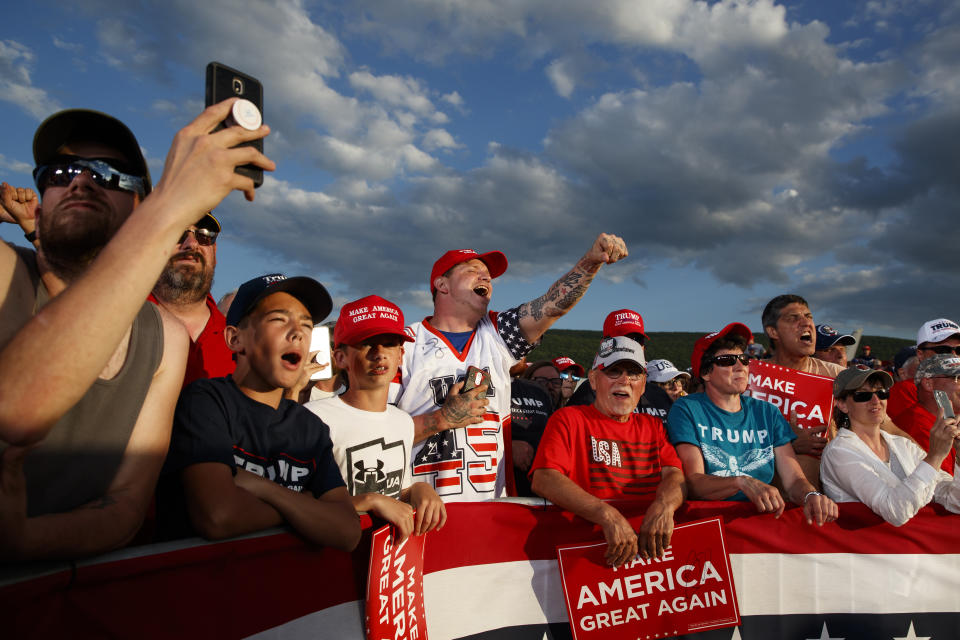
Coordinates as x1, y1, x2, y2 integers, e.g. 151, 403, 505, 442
552, 356, 585, 377
430, 249, 508, 294
333, 295, 414, 347
691, 322, 754, 378
603, 309, 648, 341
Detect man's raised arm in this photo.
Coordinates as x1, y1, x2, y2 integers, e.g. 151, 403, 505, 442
516, 233, 627, 344
0, 100, 274, 445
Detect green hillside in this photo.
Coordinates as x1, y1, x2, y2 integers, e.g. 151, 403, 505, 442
527, 329, 914, 372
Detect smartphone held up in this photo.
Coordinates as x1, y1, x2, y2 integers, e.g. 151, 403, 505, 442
934, 389, 956, 420
205, 62, 264, 187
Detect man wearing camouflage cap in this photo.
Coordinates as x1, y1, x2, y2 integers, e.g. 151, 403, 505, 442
895, 354, 960, 474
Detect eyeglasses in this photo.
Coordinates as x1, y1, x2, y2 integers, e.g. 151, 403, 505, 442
559, 372, 582, 381
658, 379, 683, 388
850, 389, 890, 402
34, 158, 146, 198
920, 345, 960, 356
533, 376, 562, 387
707, 354, 750, 367
177, 227, 218, 246
600, 367, 645, 382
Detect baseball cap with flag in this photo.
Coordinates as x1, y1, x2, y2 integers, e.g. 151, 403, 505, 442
592, 336, 646, 371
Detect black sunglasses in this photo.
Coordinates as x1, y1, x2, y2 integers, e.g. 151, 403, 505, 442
177, 227, 218, 247
707, 354, 750, 367
920, 345, 960, 356
850, 389, 890, 402
34, 158, 146, 198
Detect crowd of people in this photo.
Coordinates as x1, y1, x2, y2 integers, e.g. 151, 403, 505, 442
1, 102, 958, 574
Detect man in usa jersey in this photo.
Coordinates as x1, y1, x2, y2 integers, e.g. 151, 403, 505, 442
390, 233, 628, 501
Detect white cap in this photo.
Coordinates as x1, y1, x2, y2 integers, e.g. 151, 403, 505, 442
230, 99, 262, 131
592, 336, 646, 371
646, 359, 690, 383
917, 318, 960, 347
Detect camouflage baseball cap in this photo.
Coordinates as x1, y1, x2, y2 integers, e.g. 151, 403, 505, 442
914, 354, 960, 385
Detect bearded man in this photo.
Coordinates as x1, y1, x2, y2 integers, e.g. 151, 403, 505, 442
149, 211, 234, 385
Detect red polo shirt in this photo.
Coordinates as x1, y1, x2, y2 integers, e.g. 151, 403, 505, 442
149, 293, 235, 387
895, 401, 955, 474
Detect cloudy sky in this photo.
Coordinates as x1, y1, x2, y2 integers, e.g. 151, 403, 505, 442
2, 0, 956, 340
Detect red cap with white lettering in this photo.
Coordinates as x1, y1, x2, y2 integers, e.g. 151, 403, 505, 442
553, 356, 585, 377
602, 309, 648, 342
334, 295, 414, 347
691, 322, 754, 378
430, 249, 508, 294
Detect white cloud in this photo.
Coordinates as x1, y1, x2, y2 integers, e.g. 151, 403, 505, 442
0, 153, 33, 174
0, 40, 60, 119
442, 91, 464, 107
79, 0, 449, 186
546, 58, 576, 97
52, 37, 83, 53
344, 0, 790, 67
349, 70, 447, 123
33, 0, 959, 334
422, 128, 460, 151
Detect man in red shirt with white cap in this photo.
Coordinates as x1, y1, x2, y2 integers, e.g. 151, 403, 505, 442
887, 318, 960, 424
391, 233, 628, 501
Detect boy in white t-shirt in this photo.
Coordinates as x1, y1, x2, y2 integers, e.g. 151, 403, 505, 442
306, 295, 446, 541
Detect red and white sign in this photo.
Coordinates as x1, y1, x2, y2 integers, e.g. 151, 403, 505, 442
365, 525, 428, 640
745, 360, 834, 429
556, 517, 740, 639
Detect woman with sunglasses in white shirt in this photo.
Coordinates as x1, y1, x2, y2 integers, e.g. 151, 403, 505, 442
820, 366, 960, 525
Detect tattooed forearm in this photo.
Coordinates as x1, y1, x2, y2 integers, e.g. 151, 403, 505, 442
552, 283, 588, 314
526, 295, 547, 321
518, 244, 609, 341
413, 411, 444, 443
524, 271, 584, 321
538, 264, 596, 319
441, 394, 473, 427
577, 256, 604, 274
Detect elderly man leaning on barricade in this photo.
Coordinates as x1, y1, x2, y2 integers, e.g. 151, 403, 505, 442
0, 99, 273, 562
566, 308, 675, 426
667, 323, 838, 526
530, 335, 685, 567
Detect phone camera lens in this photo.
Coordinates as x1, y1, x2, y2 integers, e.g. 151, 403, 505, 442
232, 78, 244, 95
